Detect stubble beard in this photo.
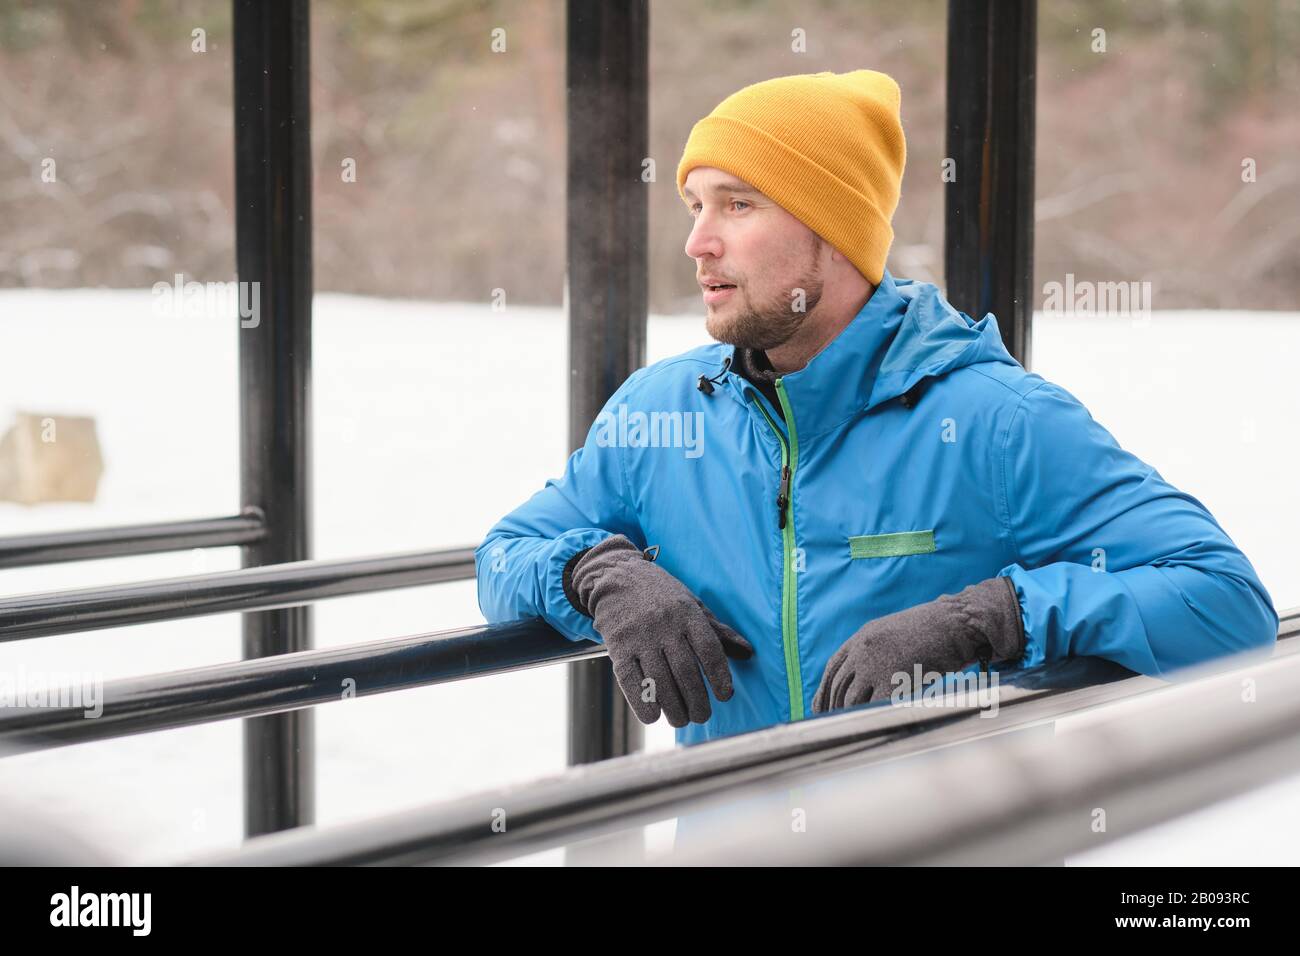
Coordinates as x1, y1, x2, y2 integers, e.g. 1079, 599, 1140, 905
705, 238, 825, 351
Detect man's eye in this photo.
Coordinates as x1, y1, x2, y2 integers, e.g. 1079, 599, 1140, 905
688, 200, 748, 216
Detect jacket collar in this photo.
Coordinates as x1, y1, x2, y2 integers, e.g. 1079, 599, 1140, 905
722, 268, 908, 439
720, 268, 1020, 440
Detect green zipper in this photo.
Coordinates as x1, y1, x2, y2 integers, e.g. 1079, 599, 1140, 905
747, 380, 805, 722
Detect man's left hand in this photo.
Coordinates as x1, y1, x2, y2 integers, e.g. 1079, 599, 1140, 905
811, 576, 1026, 713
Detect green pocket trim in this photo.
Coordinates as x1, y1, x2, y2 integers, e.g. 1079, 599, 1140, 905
848, 530, 936, 559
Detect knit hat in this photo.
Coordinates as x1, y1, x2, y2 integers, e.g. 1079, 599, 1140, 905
676, 69, 906, 286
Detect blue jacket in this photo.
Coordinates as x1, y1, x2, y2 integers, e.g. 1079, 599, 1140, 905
475, 269, 1279, 746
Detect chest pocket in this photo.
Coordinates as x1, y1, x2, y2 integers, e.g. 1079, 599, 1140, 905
848, 529, 935, 559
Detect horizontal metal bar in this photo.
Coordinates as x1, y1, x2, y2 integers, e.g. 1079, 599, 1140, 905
19, 602, 1288, 760
659, 643, 1300, 866
0, 619, 600, 753
191, 610, 1299, 866
0, 510, 268, 569
0, 618, 1113, 756
0, 547, 476, 642
184, 660, 1145, 865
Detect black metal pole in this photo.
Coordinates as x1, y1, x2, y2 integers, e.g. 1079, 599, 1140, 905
661, 649, 1300, 866
233, 0, 314, 838
944, 0, 1036, 368
0, 619, 603, 754
0, 546, 476, 642
186, 652, 1186, 867
564, 0, 648, 768
179, 634, 1298, 865
564, 0, 649, 864
0, 510, 266, 569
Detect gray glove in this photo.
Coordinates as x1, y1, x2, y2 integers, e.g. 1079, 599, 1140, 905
564, 534, 754, 727
812, 576, 1025, 713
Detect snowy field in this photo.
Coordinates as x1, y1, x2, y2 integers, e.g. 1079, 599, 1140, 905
0, 288, 1296, 865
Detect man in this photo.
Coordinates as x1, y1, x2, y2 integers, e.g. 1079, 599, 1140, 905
475, 69, 1278, 747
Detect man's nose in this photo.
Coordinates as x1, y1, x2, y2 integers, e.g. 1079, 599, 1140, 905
684, 211, 722, 260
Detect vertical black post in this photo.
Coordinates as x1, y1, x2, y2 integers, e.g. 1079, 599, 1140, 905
944, 0, 1036, 368
564, 0, 648, 773
233, 0, 314, 837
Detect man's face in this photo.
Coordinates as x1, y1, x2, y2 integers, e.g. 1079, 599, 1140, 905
682, 166, 825, 351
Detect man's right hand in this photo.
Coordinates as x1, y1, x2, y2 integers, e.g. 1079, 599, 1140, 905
566, 534, 753, 727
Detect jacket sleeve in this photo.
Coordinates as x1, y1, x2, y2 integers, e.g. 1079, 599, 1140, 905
995, 380, 1278, 677
474, 370, 647, 643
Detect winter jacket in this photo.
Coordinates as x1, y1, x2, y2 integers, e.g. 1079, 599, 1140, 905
475, 268, 1279, 746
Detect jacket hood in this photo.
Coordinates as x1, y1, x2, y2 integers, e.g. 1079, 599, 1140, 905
869, 271, 1023, 408
722, 267, 1022, 437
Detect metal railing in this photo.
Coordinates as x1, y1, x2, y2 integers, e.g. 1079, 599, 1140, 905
0, 510, 268, 569
184, 612, 1298, 866
0, 546, 475, 642
658, 642, 1300, 866
0, 597, 1291, 864
0, 618, 595, 752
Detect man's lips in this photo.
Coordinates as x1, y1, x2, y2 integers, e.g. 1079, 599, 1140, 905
703, 285, 736, 304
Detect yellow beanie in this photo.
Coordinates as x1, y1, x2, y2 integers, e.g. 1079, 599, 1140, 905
676, 69, 906, 286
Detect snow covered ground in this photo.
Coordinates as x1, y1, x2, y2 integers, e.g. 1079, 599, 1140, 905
0, 289, 1296, 864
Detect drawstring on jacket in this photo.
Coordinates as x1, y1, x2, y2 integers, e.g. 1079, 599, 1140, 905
698, 351, 930, 412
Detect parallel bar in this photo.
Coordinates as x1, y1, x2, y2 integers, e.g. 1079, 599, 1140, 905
186, 657, 1148, 866
234, 0, 315, 836
662, 647, 1300, 866
564, 0, 650, 789
192, 616, 1299, 867
0, 547, 475, 642
0, 619, 601, 754
944, 0, 1037, 367
0, 510, 267, 569
17, 611, 1288, 759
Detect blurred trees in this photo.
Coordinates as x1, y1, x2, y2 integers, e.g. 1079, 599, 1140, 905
1, 0, 1296, 310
